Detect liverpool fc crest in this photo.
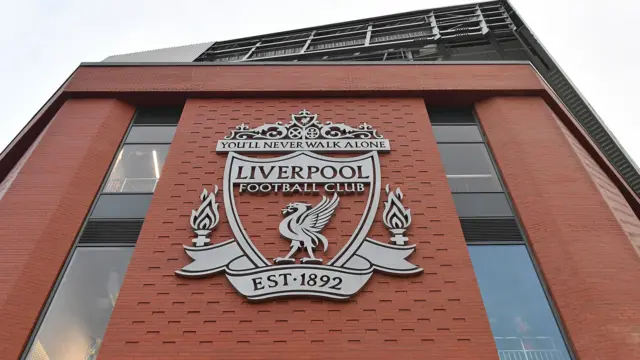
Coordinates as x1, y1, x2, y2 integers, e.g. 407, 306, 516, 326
176, 110, 422, 301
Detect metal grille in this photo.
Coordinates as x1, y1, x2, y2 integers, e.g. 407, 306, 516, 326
195, 2, 512, 63
78, 220, 144, 244
189, 0, 640, 200
495, 337, 569, 360
460, 217, 523, 242
498, 349, 566, 360
545, 69, 640, 194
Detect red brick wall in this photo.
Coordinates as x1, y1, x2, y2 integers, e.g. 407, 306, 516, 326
476, 97, 640, 360
0, 119, 51, 200
0, 99, 134, 358
98, 98, 498, 360
65, 64, 544, 94
559, 120, 640, 259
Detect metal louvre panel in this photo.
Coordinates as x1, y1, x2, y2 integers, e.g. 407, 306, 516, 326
370, 29, 431, 44
545, 70, 640, 193
253, 45, 304, 59
459, 217, 522, 242
78, 220, 144, 244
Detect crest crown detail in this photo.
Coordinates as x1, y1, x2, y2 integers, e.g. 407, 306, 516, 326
224, 110, 384, 141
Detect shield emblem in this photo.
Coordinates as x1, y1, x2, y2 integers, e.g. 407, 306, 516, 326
177, 109, 421, 301
222, 151, 381, 268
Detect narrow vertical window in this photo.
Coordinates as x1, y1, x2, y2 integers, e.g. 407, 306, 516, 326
429, 105, 573, 359
104, 144, 169, 193
23, 106, 183, 360
25, 248, 133, 360
469, 246, 572, 359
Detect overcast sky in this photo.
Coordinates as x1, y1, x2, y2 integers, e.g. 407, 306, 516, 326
1, 0, 638, 164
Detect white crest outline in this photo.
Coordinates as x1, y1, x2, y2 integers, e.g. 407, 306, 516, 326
176, 109, 422, 301
222, 151, 381, 268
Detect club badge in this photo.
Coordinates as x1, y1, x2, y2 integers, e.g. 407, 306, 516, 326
176, 109, 422, 301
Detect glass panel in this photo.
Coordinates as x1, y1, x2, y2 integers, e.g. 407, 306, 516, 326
26, 247, 133, 360
468, 245, 571, 360
432, 125, 483, 143
125, 126, 176, 144
452, 193, 513, 217
90, 194, 152, 219
104, 144, 169, 193
427, 106, 476, 124
132, 107, 182, 125
438, 143, 503, 192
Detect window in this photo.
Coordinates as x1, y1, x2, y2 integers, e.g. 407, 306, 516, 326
125, 126, 176, 143
438, 143, 503, 192
101, 110, 178, 194
131, 107, 182, 125
429, 106, 512, 218
452, 193, 512, 217
25, 248, 133, 360
103, 144, 169, 193
23, 106, 183, 360
428, 106, 476, 124
90, 194, 153, 219
468, 245, 572, 360
428, 105, 573, 359
432, 125, 483, 143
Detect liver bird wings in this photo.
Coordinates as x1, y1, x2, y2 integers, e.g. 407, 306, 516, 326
299, 194, 340, 233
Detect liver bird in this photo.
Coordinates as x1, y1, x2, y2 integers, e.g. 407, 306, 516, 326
274, 194, 340, 264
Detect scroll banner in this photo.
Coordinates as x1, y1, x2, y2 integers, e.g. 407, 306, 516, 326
175, 238, 421, 300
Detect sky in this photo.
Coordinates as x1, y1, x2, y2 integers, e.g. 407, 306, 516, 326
1, 0, 639, 164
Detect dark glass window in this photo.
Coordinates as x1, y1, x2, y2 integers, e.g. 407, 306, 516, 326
125, 126, 176, 144
452, 193, 512, 217
104, 144, 169, 193
468, 245, 571, 360
132, 107, 182, 125
438, 143, 503, 192
90, 194, 153, 219
427, 107, 475, 124
25, 247, 133, 360
432, 125, 483, 143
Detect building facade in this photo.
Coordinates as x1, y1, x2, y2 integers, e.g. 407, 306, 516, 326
2, 1, 640, 360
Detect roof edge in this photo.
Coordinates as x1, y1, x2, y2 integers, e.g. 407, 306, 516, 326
80, 60, 532, 67
0, 69, 76, 181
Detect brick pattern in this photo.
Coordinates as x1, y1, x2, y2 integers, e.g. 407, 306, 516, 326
559, 121, 640, 259
98, 98, 497, 359
65, 64, 544, 94
0, 120, 51, 201
476, 97, 640, 360
0, 99, 134, 358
